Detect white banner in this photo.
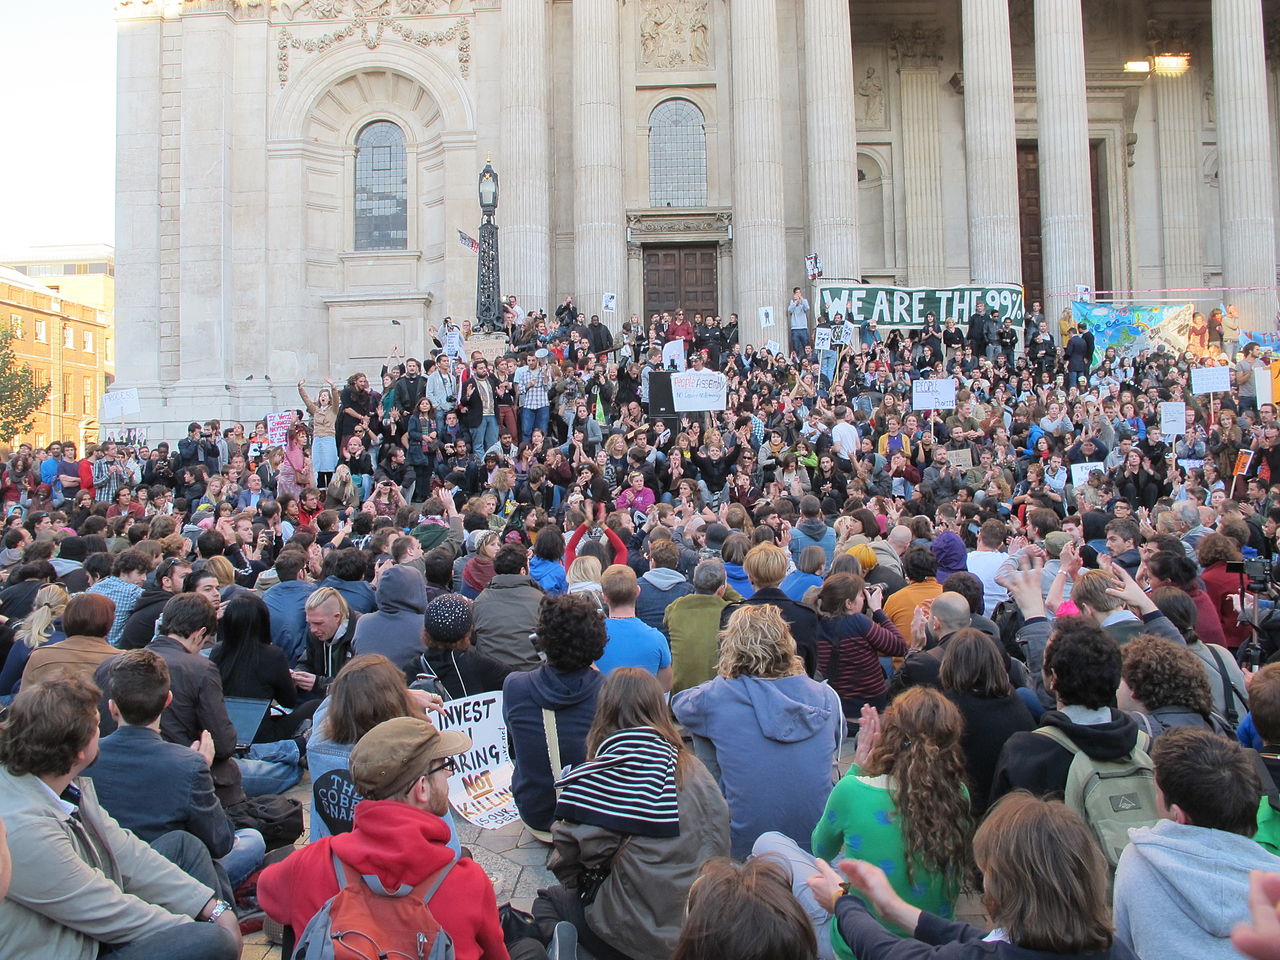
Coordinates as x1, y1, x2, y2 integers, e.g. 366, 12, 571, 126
433, 691, 521, 830
1256, 365, 1275, 407
1159, 401, 1186, 437
661, 339, 687, 371
911, 378, 956, 411
1190, 365, 1231, 395
671, 370, 728, 412
1070, 461, 1104, 488
100, 388, 140, 420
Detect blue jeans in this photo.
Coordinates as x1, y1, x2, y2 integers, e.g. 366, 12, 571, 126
217, 827, 266, 888
471, 415, 499, 455
237, 739, 302, 797
520, 405, 550, 442
790, 328, 810, 356
751, 832, 839, 960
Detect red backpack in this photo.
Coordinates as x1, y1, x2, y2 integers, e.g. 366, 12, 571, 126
292, 853, 457, 960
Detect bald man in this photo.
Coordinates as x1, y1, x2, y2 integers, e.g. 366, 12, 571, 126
887, 592, 981, 699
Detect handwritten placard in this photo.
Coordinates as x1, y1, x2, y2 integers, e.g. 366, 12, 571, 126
1070, 461, 1104, 488
265, 411, 295, 446
434, 692, 521, 830
911, 379, 956, 411
814, 327, 833, 352
671, 370, 728, 412
1190, 365, 1231, 395
1159, 401, 1186, 437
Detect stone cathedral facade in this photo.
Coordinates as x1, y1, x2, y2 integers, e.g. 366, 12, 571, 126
114, 0, 1279, 432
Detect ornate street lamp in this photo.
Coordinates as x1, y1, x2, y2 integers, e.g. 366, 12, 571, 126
476, 159, 501, 332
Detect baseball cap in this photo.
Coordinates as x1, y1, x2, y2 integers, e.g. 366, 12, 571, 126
424, 593, 473, 645
349, 716, 472, 800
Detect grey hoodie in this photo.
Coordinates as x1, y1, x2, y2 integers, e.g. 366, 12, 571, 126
351, 564, 428, 677
1114, 819, 1280, 960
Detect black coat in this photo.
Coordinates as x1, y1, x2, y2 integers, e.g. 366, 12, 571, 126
118, 586, 174, 650
720, 586, 819, 676
990, 708, 1142, 806
945, 690, 1035, 815
459, 374, 502, 428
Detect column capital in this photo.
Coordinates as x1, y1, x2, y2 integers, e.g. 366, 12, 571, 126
889, 22, 945, 72
1144, 16, 1201, 56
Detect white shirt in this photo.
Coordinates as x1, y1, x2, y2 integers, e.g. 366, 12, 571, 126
966, 549, 1014, 617
831, 421, 859, 460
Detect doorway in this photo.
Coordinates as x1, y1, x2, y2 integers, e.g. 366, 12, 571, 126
1016, 140, 1106, 301
642, 244, 718, 318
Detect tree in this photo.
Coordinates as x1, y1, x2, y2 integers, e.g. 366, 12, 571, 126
0, 327, 51, 442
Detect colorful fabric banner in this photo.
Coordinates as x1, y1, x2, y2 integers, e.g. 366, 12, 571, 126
1070, 301, 1193, 365
1238, 329, 1280, 354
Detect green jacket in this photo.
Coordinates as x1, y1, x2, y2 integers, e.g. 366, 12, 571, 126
0, 768, 213, 960
663, 587, 743, 694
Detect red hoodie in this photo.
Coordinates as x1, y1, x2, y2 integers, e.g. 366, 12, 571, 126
258, 799, 509, 960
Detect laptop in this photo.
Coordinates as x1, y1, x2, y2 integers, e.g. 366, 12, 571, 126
223, 697, 272, 751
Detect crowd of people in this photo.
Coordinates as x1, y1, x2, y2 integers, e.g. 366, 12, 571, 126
3, 292, 1280, 960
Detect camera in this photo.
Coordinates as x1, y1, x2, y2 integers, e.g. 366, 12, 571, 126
1227, 557, 1273, 591
446, 395, 457, 404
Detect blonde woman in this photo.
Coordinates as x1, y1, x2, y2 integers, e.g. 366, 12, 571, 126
567, 555, 605, 606
671, 604, 844, 858
299, 377, 340, 488
204, 554, 237, 590
0, 584, 69, 696
324, 464, 361, 511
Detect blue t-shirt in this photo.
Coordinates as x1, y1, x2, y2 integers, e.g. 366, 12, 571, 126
597, 617, 671, 677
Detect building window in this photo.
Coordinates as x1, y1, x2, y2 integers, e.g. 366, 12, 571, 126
62, 375, 72, 414
353, 120, 408, 251
83, 331, 94, 353
9, 314, 22, 339
83, 377, 93, 413
648, 99, 708, 208
34, 319, 47, 342
64, 325, 75, 349
105, 336, 114, 363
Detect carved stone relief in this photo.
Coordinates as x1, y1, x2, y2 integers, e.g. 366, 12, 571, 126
639, 0, 711, 70
275, 0, 466, 19
853, 46, 889, 131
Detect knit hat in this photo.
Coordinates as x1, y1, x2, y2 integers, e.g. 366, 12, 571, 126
349, 716, 471, 801
424, 593, 473, 645
58, 537, 87, 562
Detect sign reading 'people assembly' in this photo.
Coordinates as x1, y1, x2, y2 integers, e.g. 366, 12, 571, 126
819, 283, 1026, 327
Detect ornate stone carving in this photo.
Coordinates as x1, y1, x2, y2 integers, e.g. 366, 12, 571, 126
275, 0, 461, 19
1144, 17, 1200, 56
626, 211, 731, 235
276, 13, 470, 85
639, 0, 711, 70
888, 23, 944, 72
855, 66, 885, 125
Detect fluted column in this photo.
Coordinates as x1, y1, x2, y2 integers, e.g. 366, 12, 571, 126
573, 0, 628, 328
1154, 67, 1204, 293
803, 0, 859, 282
1035, 0, 1094, 317
1212, 0, 1279, 328
732, 0, 787, 347
500, 0, 550, 313
892, 25, 946, 286
961, 0, 1021, 285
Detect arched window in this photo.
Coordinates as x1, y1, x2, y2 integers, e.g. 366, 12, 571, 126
648, 99, 707, 208
353, 120, 408, 250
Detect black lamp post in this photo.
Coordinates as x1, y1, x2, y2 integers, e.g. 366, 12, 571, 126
476, 159, 501, 333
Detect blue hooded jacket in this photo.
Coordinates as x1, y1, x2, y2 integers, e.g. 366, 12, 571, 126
350, 565, 428, 678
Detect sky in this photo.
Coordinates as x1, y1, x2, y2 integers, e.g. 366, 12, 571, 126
0, 0, 117, 252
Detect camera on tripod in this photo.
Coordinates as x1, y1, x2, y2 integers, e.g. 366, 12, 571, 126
1227, 556, 1274, 591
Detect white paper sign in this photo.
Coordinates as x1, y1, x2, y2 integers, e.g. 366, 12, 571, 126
100, 388, 140, 420
1256, 365, 1275, 407
671, 370, 728, 412
443, 327, 465, 358
759, 306, 775, 328
661, 338, 687, 371
265, 411, 295, 446
911, 378, 956, 411
601, 292, 617, 313
1190, 364, 1231, 395
1070, 461, 1104, 488
765, 339, 783, 356
433, 691, 521, 830
814, 327, 833, 351
1159, 401, 1186, 437
842, 320, 857, 345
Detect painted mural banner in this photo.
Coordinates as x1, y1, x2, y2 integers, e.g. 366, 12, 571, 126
818, 283, 1026, 327
1071, 301, 1193, 366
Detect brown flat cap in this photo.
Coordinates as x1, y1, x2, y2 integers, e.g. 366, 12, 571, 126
349, 716, 471, 801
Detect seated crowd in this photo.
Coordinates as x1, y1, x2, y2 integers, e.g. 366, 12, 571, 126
3, 301, 1280, 960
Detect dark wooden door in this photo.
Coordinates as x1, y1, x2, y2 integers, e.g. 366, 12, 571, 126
1017, 141, 1042, 302
643, 244, 718, 318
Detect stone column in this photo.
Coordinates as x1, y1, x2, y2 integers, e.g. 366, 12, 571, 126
1212, 0, 1279, 328
732, 0, 787, 346
500, 0, 550, 313
573, 0, 628, 328
891, 24, 946, 286
1035, 0, 1094, 318
1154, 67, 1204, 293
961, 0, 1021, 285
803, 0, 859, 284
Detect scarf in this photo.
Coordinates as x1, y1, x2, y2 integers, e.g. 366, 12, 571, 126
462, 555, 495, 593
555, 726, 679, 838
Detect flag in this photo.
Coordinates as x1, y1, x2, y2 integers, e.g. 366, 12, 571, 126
457, 230, 479, 254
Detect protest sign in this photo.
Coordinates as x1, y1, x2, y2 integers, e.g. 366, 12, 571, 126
100, 388, 140, 421
265, 411, 295, 446
911, 378, 956, 411
765, 339, 782, 356
671, 370, 728, 412
1190, 365, 1231, 395
1070, 462, 1104, 488
443, 327, 465, 358
948, 448, 973, 470
601, 292, 617, 313
1159, 402, 1186, 437
842, 320, 857, 345
1234, 450, 1256, 476
1239, 330, 1280, 353
759, 306, 775, 328
661, 339, 687, 371
814, 327, 833, 351
819, 283, 1025, 327
433, 692, 521, 830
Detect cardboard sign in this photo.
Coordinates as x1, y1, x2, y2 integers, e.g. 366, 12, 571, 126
671, 370, 728, 412
1070, 461, 1104, 488
842, 320, 857, 345
661, 339, 687, 371
1159, 401, 1186, 437
100, 388, 140, 420
948, 448, 973, 470
265, 411, 295, 446
814, 327, 833, 351
433, 692, 521, 830
1235, 450, 1256, 476
911, 378, 956, 411
1190, 365, 1231, 395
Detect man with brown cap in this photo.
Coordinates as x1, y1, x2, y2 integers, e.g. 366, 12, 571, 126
258, 716, 510, 960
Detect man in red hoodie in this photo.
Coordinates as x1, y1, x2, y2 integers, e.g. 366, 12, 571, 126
258, 716, 509, 960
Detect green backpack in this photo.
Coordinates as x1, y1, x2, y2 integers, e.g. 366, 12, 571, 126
1034, 725, 1158, 870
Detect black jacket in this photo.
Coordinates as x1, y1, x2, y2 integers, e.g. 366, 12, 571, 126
989, 708, 1142, 806
459, 374, 502, 428
297, 614, 359, 698
118, 586, 175, 650
86, 725, 235, 860
586, 322, 614, 355
721, 586, 819, 676
945, 691, 1036, 815
418, 645, 511, 701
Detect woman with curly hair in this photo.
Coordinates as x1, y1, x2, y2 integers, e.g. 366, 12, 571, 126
1118, 634, 1233, 737
502, 594, 608, 840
